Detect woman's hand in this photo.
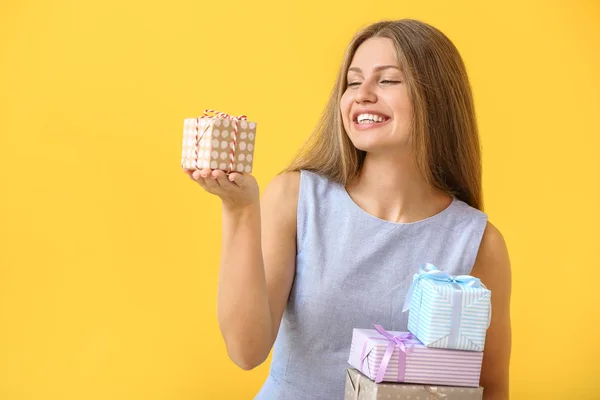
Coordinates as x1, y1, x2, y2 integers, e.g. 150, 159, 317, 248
183, 168, 260, 212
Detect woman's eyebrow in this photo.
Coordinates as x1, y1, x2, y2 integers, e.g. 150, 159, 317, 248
347, 65, 402, 74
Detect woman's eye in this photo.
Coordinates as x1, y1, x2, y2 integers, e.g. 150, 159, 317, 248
380, 80, 401, 84
347, 82, 361, 87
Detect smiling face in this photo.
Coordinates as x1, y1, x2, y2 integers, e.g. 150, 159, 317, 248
340, 37, 413, 154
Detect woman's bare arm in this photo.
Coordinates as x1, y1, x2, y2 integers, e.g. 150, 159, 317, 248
471, 222, 512, 399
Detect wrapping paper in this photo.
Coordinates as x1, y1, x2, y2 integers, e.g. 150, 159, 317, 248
348, 325, 483, 387
181, 110, 257, 173
403, 263, 492, 351
344, 368, 484, 400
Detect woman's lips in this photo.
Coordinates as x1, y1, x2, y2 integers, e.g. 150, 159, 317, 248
352, 118, 391, 131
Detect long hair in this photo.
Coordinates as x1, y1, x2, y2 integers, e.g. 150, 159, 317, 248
284, 19, 483, 211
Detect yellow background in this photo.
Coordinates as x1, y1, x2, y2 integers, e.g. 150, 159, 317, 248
1, 0, 598, 399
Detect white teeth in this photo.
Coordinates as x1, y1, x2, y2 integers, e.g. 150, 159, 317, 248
357, 113, 385, 124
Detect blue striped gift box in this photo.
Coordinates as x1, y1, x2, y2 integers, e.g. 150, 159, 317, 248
403, 263, 492, 352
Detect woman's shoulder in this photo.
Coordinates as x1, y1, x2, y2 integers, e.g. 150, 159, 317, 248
264, 170, 301, 195
465, 198, 510, 288
260, 171, 301, 222
478, 221, 509, 262
261, 169, 335, 217
486, 219, 505, 238
266, 169, 333, 196
444, 197, 489, 234
451, 196, 488, 218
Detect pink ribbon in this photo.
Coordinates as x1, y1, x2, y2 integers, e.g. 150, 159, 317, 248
194, 109, 248, 173
359, 324, 417, 383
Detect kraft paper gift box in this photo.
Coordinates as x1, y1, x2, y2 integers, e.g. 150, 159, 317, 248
344, 368, 484, 400
348, 325, 483, 387
402, 263, 492, 352
181, 109, 257, 173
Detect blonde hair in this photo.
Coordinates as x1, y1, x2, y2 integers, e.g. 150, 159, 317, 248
284, 19, 483, 211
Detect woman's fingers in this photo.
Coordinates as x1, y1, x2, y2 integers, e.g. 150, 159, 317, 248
183, 168, 195, 179
212, 169, 231, 188
184, 168, 255, 207
228, 172, 244, 187
190, 169, 200, 180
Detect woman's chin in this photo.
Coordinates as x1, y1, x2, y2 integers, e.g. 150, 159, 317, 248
349, 136, 388, 151
350, 138, 410, 155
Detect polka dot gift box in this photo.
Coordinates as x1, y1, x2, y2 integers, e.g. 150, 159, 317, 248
345, 368, 483, 400
181, 109, 257, 173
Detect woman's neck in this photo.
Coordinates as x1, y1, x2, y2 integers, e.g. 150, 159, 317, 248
345, 151, 452, 223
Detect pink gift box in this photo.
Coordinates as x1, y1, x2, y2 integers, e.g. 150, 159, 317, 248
181, 110, 257, 173
348, 325, 483, 388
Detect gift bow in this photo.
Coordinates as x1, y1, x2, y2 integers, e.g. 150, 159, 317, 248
402, 263, 485, 313
194, 109, 248, 173
402, 263, 490, 348
201, 109, 247, 122
360, 325, 417, 383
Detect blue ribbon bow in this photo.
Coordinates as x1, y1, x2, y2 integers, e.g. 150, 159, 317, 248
402, 263, 489, 349
402, 263, 485, 312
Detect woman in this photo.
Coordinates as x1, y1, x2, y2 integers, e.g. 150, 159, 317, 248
184, 19, 511, 400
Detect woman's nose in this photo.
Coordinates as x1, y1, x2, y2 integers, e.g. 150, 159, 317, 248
354, 80, 377, 104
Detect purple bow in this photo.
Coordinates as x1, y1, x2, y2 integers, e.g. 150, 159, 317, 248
360, 324, 416, 383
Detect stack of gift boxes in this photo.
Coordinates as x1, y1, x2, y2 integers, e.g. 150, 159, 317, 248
345, 263, 492, 400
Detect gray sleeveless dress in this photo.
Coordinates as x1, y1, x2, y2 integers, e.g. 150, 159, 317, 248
255, 170, 488, 399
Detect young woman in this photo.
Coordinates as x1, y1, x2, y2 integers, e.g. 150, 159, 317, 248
185, 19, 512, 400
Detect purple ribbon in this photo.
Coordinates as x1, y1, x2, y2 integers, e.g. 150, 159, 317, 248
359, 324, 417, 383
